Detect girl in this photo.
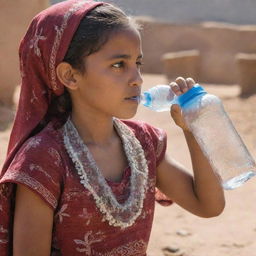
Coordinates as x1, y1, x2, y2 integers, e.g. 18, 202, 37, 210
0, 0, 225, 255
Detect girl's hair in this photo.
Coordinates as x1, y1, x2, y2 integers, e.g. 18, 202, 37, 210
64, 4, 138, 72
47, 4, 139, 126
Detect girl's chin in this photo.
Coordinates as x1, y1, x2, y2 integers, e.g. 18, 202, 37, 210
114, 111, 138, 120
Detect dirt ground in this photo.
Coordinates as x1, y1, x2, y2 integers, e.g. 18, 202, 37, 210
1, 73, 256, 256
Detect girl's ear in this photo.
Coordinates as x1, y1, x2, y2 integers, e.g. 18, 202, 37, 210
56, 62, 80, 90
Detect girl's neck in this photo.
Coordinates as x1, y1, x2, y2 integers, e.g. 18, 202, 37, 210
70, 110, 116, 146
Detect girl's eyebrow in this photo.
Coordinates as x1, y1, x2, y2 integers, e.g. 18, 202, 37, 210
108, 54, 143, 60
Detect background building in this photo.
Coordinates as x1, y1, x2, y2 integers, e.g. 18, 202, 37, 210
52, 0, 256, 25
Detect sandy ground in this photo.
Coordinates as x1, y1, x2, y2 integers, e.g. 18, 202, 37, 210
1, 73, 256, 256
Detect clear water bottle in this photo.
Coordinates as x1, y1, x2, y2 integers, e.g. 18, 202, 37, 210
140, 85, 175, 112
141, 84, 256, 190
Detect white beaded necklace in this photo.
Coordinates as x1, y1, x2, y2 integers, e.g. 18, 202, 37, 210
63, 118, 149, 229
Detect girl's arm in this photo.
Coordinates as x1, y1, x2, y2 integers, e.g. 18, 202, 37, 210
13, 184, 53, 256
156, 77, 225, 217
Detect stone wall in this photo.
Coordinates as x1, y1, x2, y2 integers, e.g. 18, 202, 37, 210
52, 0, 256, 26
0, 0, 49, 106
139, 19, 256, 84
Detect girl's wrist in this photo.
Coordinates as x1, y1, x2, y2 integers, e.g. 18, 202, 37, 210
183, 128, 193, 137
181, 125, 191, 133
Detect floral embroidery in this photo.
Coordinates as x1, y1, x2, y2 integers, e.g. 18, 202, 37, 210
48, 148, 62, 167
156, 130, 165, 159
28, 137, 41, 147
140, 129, 155, 163
0, 239, 8, 244
0, 225, 8, 244
78, 208, 93, 225
141, 208, 153, 219
20, 58, 25, 78
65, 166, 71, 178
29, 28, 46, 57
23, 137, 41, 152
96, 240, 147, 256
63, 118, 149, 229
29, 164, 59, 187
74, 231, 104, 254
0, 226, 7, 234
0, 184, 10, 198
147, 178, 156, 193
55, 204, 70, 223
30, 90, 39, 104
63, 190, 91, 202
25, 111, 31, 121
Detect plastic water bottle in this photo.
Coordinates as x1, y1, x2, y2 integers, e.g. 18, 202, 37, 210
140, 85, 176, 112
140, 84, 256, 190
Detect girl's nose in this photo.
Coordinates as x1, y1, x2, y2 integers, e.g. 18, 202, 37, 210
129, 68, 143, 87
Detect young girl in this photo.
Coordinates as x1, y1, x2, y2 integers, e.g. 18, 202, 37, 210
0, 0, 225, 255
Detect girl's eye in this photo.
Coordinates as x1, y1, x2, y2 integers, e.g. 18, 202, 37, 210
112, 61, 124, 68
111, 60, 143, 69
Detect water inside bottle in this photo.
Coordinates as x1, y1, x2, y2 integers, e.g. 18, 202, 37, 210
222, 171, 256, 190
186, 104, 256, 190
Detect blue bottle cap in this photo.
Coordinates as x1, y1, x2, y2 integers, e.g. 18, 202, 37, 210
176, 84, 207, 107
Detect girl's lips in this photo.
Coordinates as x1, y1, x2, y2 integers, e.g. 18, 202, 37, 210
124, 96, 141, 104
125, 96, 140, 100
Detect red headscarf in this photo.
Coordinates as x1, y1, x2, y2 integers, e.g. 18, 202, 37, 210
1, 0, 103, 177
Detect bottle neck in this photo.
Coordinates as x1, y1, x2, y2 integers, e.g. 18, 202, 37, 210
140, 92, 152, 107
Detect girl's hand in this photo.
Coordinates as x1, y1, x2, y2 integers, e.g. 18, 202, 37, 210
170, 77, 196, 131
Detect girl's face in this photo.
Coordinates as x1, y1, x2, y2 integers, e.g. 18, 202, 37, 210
72, 27, 143, 120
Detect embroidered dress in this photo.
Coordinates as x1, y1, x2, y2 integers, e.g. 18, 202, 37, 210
0, 119, 171, 255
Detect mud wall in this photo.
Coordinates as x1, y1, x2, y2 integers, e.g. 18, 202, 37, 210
0, 0, 49, 106
139, 19, 256, 84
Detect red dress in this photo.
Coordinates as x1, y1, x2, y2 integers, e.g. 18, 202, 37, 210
0, 119, 171, 255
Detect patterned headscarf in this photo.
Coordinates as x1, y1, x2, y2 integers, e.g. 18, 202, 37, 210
1, 0, 103, 176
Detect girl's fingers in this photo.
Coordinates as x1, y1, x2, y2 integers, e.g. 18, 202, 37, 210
170, 82, 182, 96
175, 77, 188, 93
169, 77, 196, 131
186, 77, 196, 89
170, 77, 197, 95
